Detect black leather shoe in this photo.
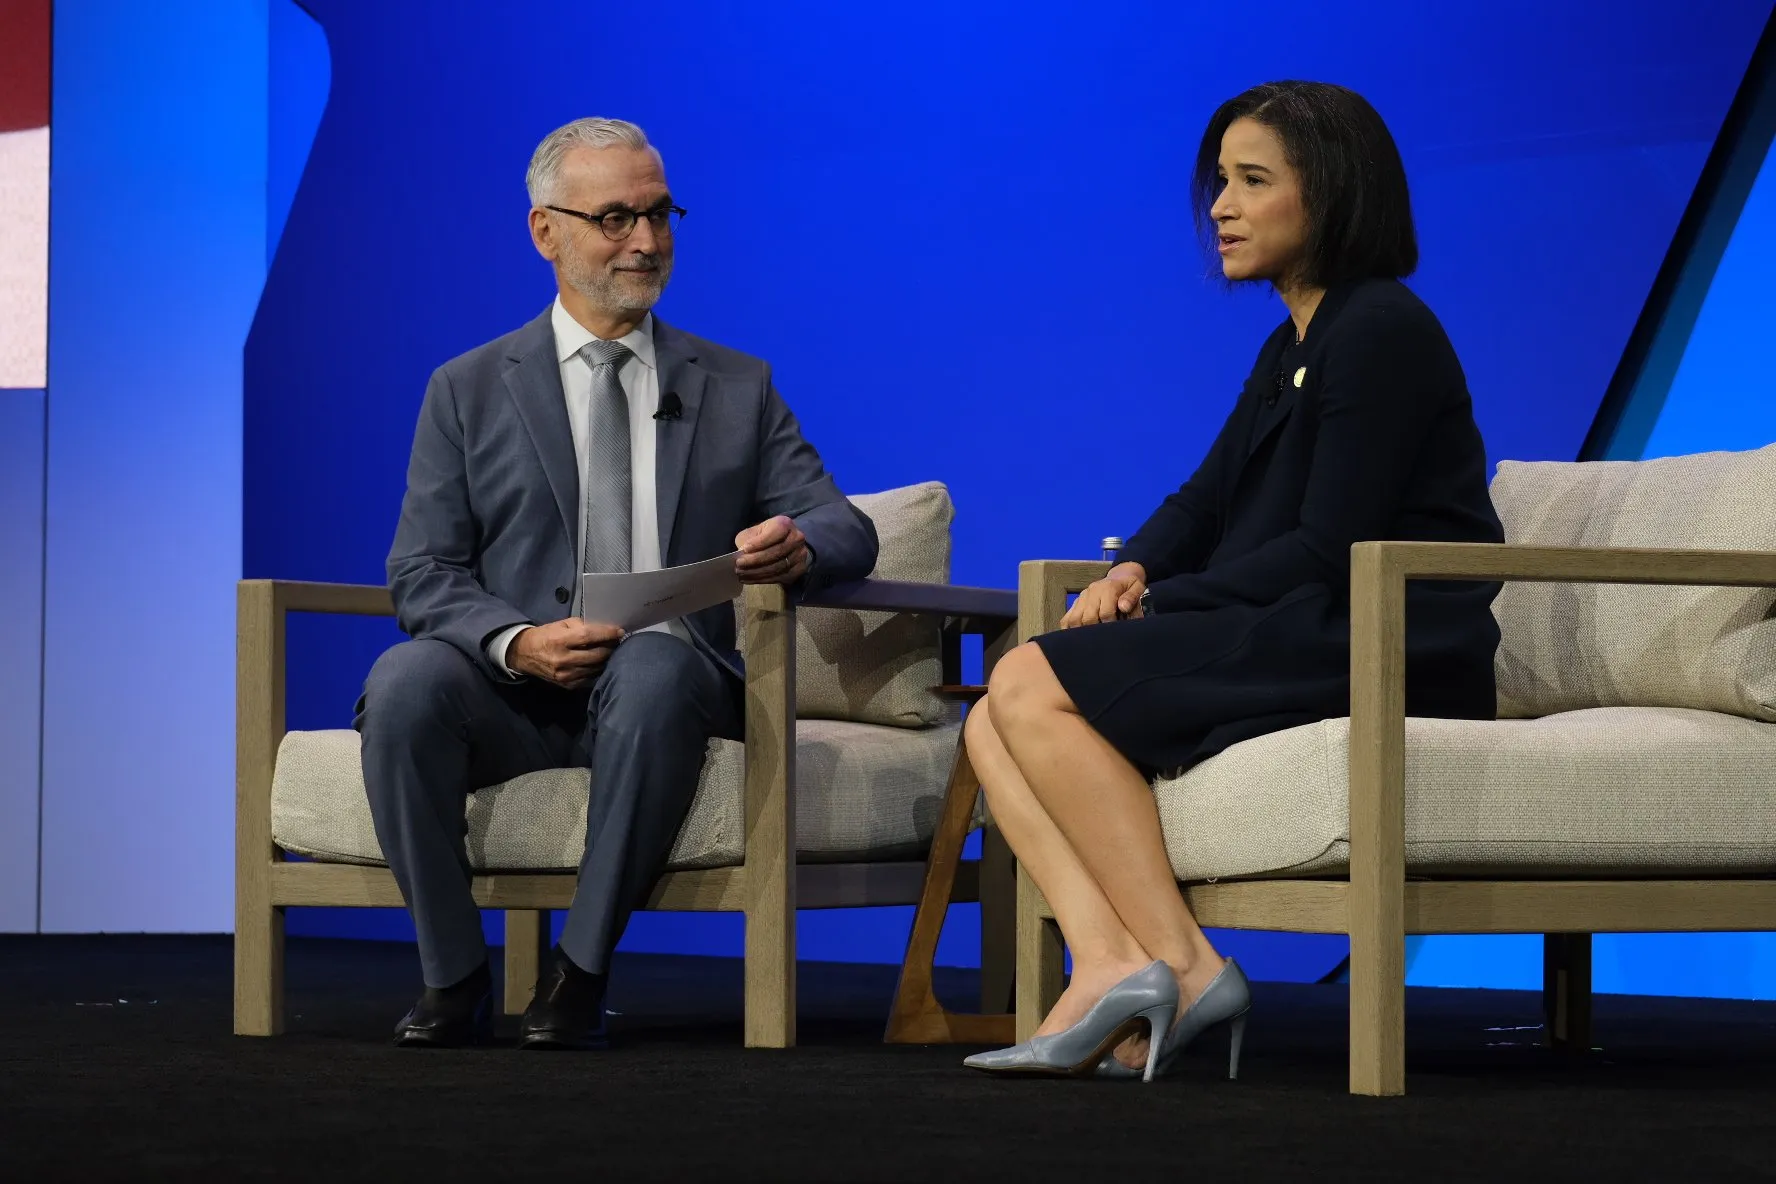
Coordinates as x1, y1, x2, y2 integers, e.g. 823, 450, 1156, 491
393, 963, 493, 1049
518, 950, 610, 1051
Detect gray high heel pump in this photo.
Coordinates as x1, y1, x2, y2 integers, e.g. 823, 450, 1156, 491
962, 961, 1179, 1084
1097, 958, 1252, 1080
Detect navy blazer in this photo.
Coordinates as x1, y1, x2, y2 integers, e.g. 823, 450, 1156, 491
387, 308, 879, 681
1126, 279, 1503, 609
1120, 279, 1503, 721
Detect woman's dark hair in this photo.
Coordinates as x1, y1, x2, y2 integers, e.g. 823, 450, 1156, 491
1192, 81, 1417, 286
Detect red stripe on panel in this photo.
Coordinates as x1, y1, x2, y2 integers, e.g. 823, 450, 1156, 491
0, 0, 51, 132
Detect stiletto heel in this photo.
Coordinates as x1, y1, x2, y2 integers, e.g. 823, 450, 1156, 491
1227, 1010, 1248, 1080
1135, 1002, 1177, 1084
963, 962, 1180, 1079
1095, 957, 1255, 1080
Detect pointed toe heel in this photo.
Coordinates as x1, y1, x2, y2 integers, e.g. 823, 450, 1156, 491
962, 961, 1180, 1080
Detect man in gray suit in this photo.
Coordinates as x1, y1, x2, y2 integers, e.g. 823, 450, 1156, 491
357, 117, 878, 1050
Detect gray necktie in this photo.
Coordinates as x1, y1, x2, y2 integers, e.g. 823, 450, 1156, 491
579, 338, 634, 578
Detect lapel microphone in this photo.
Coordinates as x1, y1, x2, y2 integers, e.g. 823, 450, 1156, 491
654, 392, 683, 422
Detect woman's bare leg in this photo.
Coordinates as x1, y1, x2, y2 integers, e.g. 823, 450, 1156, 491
964, 699, 1152, 1035
988, 641, 1225, 1013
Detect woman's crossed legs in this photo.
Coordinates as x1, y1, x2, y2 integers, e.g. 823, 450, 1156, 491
966, 641, 1226, 1067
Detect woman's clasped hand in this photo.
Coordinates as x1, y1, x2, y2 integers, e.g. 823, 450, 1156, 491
1060, 563, 1149, 628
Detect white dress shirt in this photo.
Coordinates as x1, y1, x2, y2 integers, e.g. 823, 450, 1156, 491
488, 297, 689, 677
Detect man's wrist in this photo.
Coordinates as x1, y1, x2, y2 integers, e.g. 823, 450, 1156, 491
487, 623, 534, 679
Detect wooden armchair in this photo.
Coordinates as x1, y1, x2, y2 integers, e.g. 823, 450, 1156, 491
235, 486, 1022, 1046
1015, 543, 1776, 1095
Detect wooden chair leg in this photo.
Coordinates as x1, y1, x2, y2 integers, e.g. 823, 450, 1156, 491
235, 581, 285, 1036
977, 622, 1018, 1017
742, 584, 797, 1049
1347, 542, 1408, 1095
233, 867, 284, 1036
744, 888, 795, 1049
1348, 921, 1406, 1096
1014, 864, 1063, 1042
1542, 932, 1593, 1051
978, 822, 1015, 1015
885, 742, 1014, 1044
503, 909, 549, 1015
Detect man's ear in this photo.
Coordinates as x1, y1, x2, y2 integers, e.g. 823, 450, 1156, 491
528, 208, 557, 261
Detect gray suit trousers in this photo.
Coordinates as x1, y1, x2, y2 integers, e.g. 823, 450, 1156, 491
357, 632, 744, 988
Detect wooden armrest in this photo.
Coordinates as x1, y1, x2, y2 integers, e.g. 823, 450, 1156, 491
235, 579, 395, 883
235, 579, 395, 766
238, 578, 395, 617
1352, 540, 1776, 588
800, 578, 1017, 621
1016, 560, 1112, 641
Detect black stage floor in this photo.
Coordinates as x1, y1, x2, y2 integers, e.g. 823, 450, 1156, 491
2, 935, 1773, 1181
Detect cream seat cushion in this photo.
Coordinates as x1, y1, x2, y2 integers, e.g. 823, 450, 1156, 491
272, 721, 960, 872
1153, 707, 1776, 880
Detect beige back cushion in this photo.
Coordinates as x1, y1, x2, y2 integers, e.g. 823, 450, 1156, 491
1489, 445, 1776, 720
738, 481, 953, 728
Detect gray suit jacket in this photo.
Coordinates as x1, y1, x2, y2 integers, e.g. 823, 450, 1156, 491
387, 308, 879, 681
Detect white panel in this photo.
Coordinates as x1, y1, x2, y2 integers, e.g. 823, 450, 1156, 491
0, 128, 49, 388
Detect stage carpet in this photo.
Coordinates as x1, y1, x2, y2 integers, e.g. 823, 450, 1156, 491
1, 935, 1772, 1181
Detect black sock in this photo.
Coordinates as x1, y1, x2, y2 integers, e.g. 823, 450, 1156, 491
432, 961, 490, 1000
547, 944, 610, 1008
551, 945, 606, 988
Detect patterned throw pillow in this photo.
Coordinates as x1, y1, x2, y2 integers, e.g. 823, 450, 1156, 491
1489, 446, 1776, 721
737, 481, 954, 728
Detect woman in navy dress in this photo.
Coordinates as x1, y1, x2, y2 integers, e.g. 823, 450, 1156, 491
963, 81, 1503, 1081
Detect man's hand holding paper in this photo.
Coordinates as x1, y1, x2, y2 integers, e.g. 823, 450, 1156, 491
574, 514, 813, 647
508, 619, 625, 690
734, 514, 810, 585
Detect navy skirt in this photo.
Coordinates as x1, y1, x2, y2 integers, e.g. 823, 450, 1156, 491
1033, 583, 1497, 776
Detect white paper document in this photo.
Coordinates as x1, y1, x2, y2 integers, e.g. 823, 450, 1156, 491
580, 552, 744, 633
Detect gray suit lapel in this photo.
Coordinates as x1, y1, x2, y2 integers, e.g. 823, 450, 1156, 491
651, 319, 708, 563
502, 309, 579, 551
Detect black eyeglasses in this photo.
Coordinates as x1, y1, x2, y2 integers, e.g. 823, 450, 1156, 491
545, 203, 686, 241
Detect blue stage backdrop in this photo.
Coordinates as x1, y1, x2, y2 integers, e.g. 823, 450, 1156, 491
243, 0, 1772, 974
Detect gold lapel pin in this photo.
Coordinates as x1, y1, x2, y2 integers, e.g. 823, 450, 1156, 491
1293, 366, 1306, 388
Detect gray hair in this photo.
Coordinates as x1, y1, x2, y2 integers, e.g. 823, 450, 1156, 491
525, 117, 657, 207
